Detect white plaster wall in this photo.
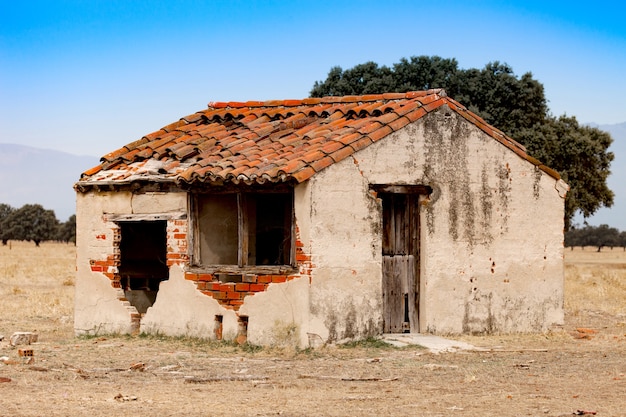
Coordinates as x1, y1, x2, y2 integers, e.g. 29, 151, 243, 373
304, 153, 384, 342
412, 110, 564, 334
305, 106, 565, 337
141, 265, 237, 338
238, 278, 311, 347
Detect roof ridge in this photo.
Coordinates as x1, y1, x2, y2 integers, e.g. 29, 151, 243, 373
77, 88, 563, 191
207, 89, 447, 109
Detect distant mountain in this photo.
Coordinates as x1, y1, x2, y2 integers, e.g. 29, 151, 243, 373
0, 144, 99, 221
576, 122, 626, 231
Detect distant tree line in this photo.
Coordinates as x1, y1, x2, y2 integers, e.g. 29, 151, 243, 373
0, 203, 75, 246
565, 224, 626, 252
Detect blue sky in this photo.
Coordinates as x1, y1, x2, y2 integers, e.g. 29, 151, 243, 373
1, 1, 625, 226
1, 0, 624, 157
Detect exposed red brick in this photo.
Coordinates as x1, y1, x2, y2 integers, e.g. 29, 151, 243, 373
296, 253, 311, 262
211, 291, 227, 300
271, 275, 287, 283
229, 299, 244, 307
226, 291, 242, 300
249, 283, 267, 292
235, 283, 250, 292
197, 273, 214, 282
184, 272, 198, 281
257, 275, 272, 284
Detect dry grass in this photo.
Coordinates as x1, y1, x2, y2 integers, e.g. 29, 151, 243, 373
0, 241, 75, 340
565, 247, 626, 316
0, 243, 625, 417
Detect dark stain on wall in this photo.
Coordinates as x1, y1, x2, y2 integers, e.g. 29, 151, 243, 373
367, 189, 383, 259
423, 108, 500, 247
423, 167, 438, 236
325, 309, 338, 343
496, 164, 511, 233
462, 290, 495, 334
533, 166, 543, 199
343, 302, 358, 339
480, 165, 494, 244
318, 297, 381, 343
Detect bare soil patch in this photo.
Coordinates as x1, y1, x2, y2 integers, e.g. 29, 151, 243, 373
1, 243, 624, 416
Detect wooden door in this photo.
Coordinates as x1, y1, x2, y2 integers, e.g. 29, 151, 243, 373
381, 193, 419, 333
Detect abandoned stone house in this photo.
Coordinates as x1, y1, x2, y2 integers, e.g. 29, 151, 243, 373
74, 89, 569, 347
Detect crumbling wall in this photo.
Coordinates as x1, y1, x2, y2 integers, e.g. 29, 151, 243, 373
75, 187, 316, 347
74, 190, 188, 335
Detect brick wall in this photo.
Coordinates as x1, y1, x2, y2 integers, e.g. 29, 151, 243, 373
166, 219, 189, 266
91, 220, 313, 312
89, 225, 121, 286
184, 232, 314, 311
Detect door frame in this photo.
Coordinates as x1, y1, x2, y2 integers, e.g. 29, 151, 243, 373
371, 185, 431, 334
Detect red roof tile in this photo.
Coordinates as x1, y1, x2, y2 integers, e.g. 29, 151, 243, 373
76, 89, 559, 190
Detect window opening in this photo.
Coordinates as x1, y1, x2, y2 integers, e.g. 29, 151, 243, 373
118, 221, 168, 314
198, 194, 238, 265
196, 191, 294, 269
254, 193, 292, 265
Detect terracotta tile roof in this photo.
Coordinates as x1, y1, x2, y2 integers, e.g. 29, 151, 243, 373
76, 89, 559, 190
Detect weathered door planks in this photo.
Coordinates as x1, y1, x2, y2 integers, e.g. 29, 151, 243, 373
381, 193, 419, 333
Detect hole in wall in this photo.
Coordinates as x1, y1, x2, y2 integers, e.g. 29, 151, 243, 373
219, 273, 242, 283
215, 315, 223, 340
118, 220, 169, 314
237, 315, 248, 344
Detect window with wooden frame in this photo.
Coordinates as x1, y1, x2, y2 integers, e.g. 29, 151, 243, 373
192, 190, 295, 272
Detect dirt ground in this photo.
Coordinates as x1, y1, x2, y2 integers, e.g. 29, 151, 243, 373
1, 243, 625, 416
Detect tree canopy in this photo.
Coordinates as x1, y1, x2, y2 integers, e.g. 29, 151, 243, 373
311, 56, 614, 229
0, 203, 75, 246
565, 224, 625, 252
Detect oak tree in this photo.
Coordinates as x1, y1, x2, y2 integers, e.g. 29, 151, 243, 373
311, 56, 613, 229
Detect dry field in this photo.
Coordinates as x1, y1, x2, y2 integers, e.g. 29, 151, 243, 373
1, 242, 624, 417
